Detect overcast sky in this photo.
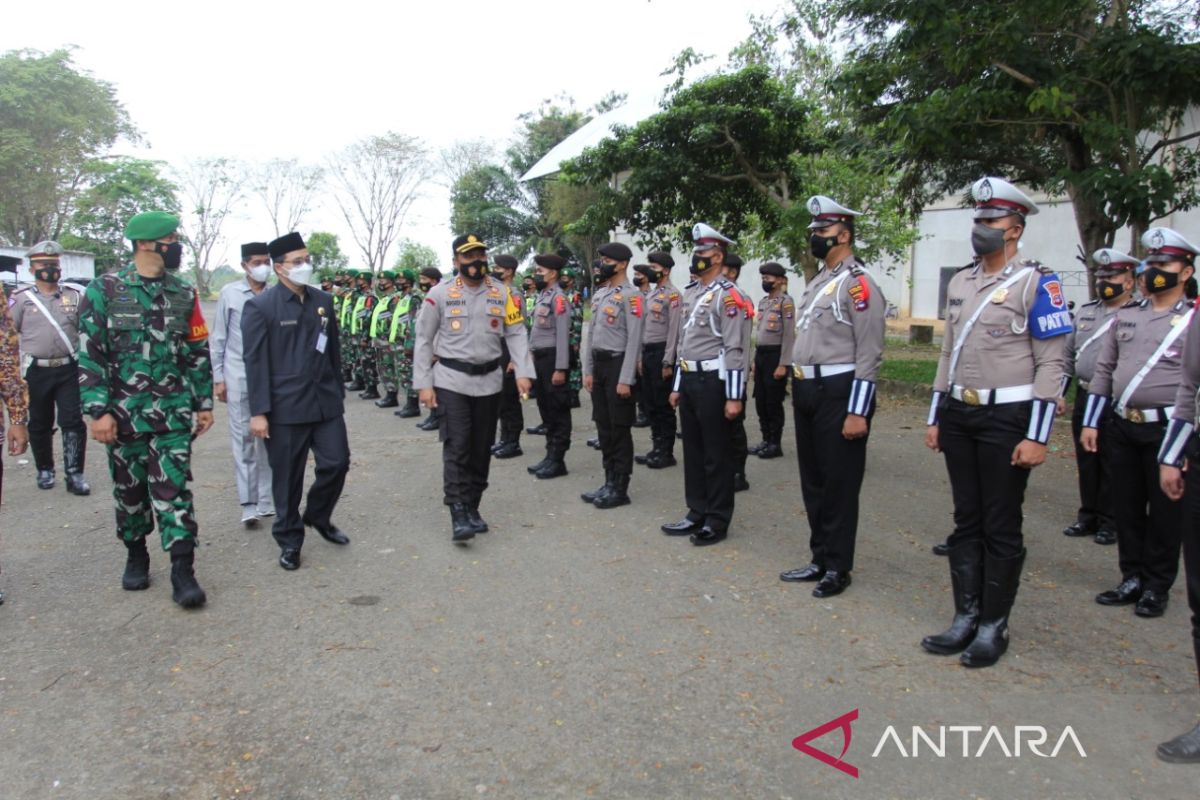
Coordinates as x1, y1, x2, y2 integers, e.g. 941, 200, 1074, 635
2, 0, 784, 267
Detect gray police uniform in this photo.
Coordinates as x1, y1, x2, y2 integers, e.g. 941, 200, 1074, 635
528, 286, 573, 462
212, 279, 273, 515
790, 258, 885, 577
1064, 298, 1122, 538
673, 276, 751, 534
753, 291, 796, 450
1084, 297, 1190, 602
413, 275, 534, 510
8, 283, 87, 482
641, 280, 683, 458
582, 282, 644, 485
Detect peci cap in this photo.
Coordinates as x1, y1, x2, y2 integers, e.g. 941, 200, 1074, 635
268, 232, 306, 261
241, 242, 270, 260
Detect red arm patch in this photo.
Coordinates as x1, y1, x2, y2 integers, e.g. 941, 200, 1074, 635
555, 295, 567, 315
629, 295, 643, 317
848, 277, 871, 311
724, 286, 755, 319
186, 291, 208, 341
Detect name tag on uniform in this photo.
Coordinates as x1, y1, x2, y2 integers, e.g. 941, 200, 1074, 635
316, 332, 328, 353
280, 320, 298, 326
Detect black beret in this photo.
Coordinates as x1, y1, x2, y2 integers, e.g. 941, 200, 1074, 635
241, 242, 269, 260
0, 255, 20, 272
633, 264, 657, 280
267, 232, 306, 261
598, 242, 633, 262
724, 253, 744, 270
533, 253, 566, 271
759, 261, 786, 277
452, 233, 487, 254
493, 254, 519, 270
420, 267, 443, 281
646, 251, 674, 268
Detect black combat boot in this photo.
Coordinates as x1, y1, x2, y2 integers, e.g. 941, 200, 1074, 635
345, 379, 364, 391
169, 541, 206, 609
374, 390, 399, 408
921, 540, 983, 655
733, 472, 750, 492
122, 538, 151, 591
534, 449, 568, 479
395, 394, 421, 418
36, 468, 56, 490
63, 430, 91, 495
466, 505, 488, 534
645, 436, 677, 469
581, 470, 614, 504
450, 503, 475, 542
358, 385, 381, 400
417, 411, 440, 430
960, 548, 1025, 668
593, 472, 631, 509
494, 439, 523, 459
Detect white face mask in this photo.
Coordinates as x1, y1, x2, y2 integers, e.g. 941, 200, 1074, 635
247, 264, 271, 283
286, 263, 315, 286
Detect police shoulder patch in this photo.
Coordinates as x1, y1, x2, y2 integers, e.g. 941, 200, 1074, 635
1029, 272, 1073, 339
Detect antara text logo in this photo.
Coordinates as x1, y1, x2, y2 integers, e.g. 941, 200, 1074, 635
792, 710, 1087, 778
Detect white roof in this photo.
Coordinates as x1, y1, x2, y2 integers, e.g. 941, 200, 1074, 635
519, 93, 662, 183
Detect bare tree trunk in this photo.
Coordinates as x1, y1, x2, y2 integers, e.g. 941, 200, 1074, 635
1062, 137, 1116, 300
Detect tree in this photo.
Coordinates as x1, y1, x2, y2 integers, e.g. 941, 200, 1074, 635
174, 158, 244, 297
307, 231, 348, 272
449, 164, 532, 255
0, 48, 135, 245
393, 239, 440, 273
326, 132, 431, 271
833, 0, 1200, 283
438, 139, 497, 189
59, 157, 180, 274
251, 158, 323, 237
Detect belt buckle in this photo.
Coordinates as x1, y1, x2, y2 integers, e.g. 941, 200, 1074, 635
792, 365, 804, 380
962, 388, 981, 406
1127, 408, 1145, 423
681, 361, 691, 373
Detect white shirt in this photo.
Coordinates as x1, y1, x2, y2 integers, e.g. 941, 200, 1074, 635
211, 279, 263, 389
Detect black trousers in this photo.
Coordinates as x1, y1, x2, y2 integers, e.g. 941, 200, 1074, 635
1108, 416, 1183, 593
641, 342, 676, 442
497, 367, 523, 443
792, 372, 871, 572
679, 371, 735, 531
1183, 436, 1200, 687
533, 350, 572, 455
754, 346, 788, 445
265, 416, 350, 550
591, 354, 635, 475
940, 399, 1032, 559
437, 387, 500, 507
26, 362, 85, 471
1070, 383, 1114, 531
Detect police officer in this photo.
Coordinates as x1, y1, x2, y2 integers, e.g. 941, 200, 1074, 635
413, 234, 534, 542
1062, 249, 1138, 545
8, 241, 90, 495
1155, 230, 1200, 764
526, 254, 573, 479
661, 223, 752, 545
751, 262, 795, 459
492, 254, 526, 458
243, 232, 351, 571
1083, 227, 1195, 618
779, 198, 886, 598
78, 211, 214, 609
632, 265, 654, 430
211, 241, 274, 527
414, 267, 444, 430
721, 254, 752, 492
635, 252, 682, 468
580, 242, 644, 509
0, 292, 30, 606
922, 178, 1071, 668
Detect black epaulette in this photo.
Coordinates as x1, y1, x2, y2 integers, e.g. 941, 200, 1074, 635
684, 280, 698, 289
1136, 298, 1149, 309
1080, 298, 1101, 308
849, 258, 867, 277
955, 262, 974, 273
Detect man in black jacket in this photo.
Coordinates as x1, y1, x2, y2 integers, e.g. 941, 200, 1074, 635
243, 232, 351, 571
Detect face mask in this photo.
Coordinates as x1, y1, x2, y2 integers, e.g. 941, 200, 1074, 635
154, 241, 183, 270
970, 223, 1008, 257
633, 277, 646, 287
287, 263, 315, 286
490, 270, 506, 280
248, 264, 271, 283
596, 262, 617, 281
810, 233, 838, 260
34, 266, 61, 283
533, 275, 548, 291
762, 280, 775, 293
1144, 266, 1181, 294
461, 259, 487, 280
1096, 280, 1126, 300
419, 282, 432, 292
690, 255, 712, 275
558, 278, 570, 290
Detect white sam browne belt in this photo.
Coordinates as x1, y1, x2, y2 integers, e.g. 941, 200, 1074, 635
950, 384, 1035, 406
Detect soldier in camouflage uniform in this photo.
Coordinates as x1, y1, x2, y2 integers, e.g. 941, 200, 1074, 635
369, 270, 400, 407
561, 268, 584, 408
0, 286, 31, 607
334, 269, 356, 384
77, 211, 214, 610
389, 269, 422, 418
353, 271, 380, 399
413, 267, 443, 430
343, 270, 365, 390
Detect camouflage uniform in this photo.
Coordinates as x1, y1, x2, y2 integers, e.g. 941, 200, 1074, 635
567, 288, 584, 393
77, 266, 213, 551
0, 297, 30, 502
352, 279, 378, 391
370, 272, 399, 393
394, 287, 424, 396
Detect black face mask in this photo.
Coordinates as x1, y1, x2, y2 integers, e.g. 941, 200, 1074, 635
419, 282, 432, 292
1144, 266, 1181, 294
633, 277, 646, 287
1096, 280, 1126, 300
154, 241, 183, 270
34, 266, 61, 283
762, 280, 775, 293
690, 255, 713, 275
533, 275, 548, 291
596, 262, 617, 281
461, 258, 487, 281
558, 278, 570, 290
810, 233, 839, 260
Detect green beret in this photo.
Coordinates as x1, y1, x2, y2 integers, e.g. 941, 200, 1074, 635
379, 269, 398, 280
123, 211, 180, 241
400, 268, 417, 283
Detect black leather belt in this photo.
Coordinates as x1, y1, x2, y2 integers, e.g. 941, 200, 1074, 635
531, 348, 556, 357
756, 345, 781, 352
439, 357, 503, 375
592, 349, 624, 362
643, 341, 666, 350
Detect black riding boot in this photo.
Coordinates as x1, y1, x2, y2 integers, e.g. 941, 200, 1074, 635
921, 540, 983, 655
